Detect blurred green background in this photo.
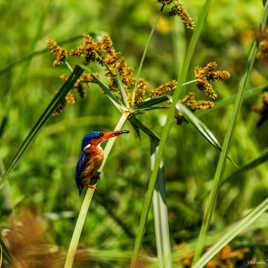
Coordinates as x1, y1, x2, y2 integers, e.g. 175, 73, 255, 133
0, 0, 268, 266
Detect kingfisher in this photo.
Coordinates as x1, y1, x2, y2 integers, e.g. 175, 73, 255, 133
75, 130, 129, 194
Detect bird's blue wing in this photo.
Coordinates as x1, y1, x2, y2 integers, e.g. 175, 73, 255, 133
75, 151, 90, 194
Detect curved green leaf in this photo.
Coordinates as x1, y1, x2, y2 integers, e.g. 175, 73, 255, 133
175, 103, 237, 167
223, 149, 268, 184
2, 65, 83, 182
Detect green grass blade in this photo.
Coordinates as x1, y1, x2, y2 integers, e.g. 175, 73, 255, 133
193, 198, 268, 268
151, 145, 172, 268
64, 113, 128, 268
176, 103, 237, 167
130, 1, 213, 266
0, 116, 8, 138
176, 103, 222, 150
131, 4, 165, 104
132, 117, 172, 268
0, 35, 83, 76
197, 85, 268, 116
172, 212, 268, 262
223, 149, 268, 184
0, 236, 13, 266
133, 96, 169, 110
192, 2, 268, 263
134, 106, 169, 115
1, 65, 83, 182
116, 71, 130, 107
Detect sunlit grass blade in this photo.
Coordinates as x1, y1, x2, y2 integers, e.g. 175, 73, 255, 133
1, 65, 83, 182
192, 2, 268, 263
132, 117, 172, 268
193, 198, 268, 268
0, 35, 83, 76
64, 113, 128, 268
133, 96, 169, 110
172, 212, 268, 262
223, 149, 268, 184
130, 0, 213, 266
176, 103, 237, 167
197, 84, 268, 116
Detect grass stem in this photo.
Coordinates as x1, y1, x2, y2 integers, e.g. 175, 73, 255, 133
130, 1, 213, 266
64, 113, 128, 268
192, 2, 268, 264
131, 5, 165, 105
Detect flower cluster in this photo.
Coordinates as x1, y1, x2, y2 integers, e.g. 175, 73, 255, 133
134, 79, 147, 104
253, 92, 268, 126
47, 40, 67, 66
71, 34, 136, 97
206, 245, 249, 268
151, 80, 177, 97
168, 1, 195, 30
195, 62, 230, 100
176, 62, 230, 124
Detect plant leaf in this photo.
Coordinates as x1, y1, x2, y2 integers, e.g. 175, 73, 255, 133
131, 118, 172, 268
0, 236, 13, 266
223, 149, 268, 184
193, 198, 268, 268
116, 70, 130, 107
2, 65, 83, 181
151, 142, 172, 268
133, 96, 169, 110
175, 103, 237, 167
193, 2, 268, 262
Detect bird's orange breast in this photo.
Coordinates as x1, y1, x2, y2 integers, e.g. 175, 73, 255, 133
80, 145, 104, 185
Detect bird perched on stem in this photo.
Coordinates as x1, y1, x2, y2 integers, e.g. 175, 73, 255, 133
75, 130, 129, 194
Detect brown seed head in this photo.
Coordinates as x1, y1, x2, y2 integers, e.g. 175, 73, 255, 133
134, 79, 147, 104
151, 80, 177, 97
194, 62, 230, 100
65, 92, 76, 104
169, 1, 195, 30
47, 39, 67, 66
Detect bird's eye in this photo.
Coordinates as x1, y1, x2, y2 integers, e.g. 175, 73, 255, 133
99, 132, 104, 138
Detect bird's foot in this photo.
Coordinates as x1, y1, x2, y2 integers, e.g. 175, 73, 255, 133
87, 184, 97, 190
88, 172, 101, 190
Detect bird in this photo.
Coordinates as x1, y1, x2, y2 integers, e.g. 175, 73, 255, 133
75, 130, 129, 194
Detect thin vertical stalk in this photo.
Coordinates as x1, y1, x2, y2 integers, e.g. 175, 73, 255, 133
192, 2, 268, 264
131, 5, 165, 104
130, 1, 213, 266
64, 113, 128, 268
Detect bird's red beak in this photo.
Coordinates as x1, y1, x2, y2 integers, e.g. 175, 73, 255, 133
101, 130, 129, 141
